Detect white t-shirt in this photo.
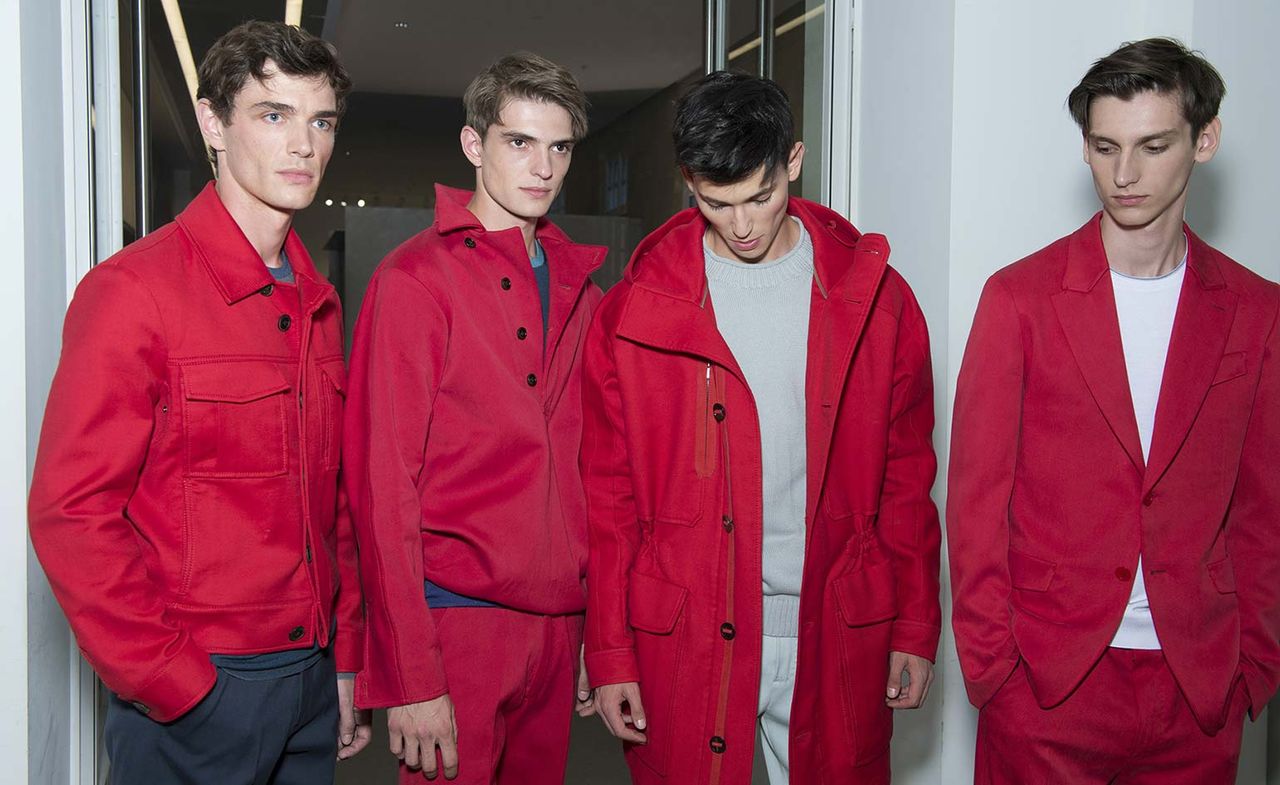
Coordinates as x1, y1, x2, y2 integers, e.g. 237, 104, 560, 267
1107, 250, 1187, 650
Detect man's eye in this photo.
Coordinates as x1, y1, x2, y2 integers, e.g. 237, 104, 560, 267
314, 119, 332, 131
1145, 145, 1167, 154
511, 139, 526, 148
265, 113, 282, 123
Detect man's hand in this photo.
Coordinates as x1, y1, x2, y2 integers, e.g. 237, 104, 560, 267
575, 646, 596, 717
885, 651, 934, 709
388, 694, 459, 780
336, 677, 373, 760
595, 681, 647, 743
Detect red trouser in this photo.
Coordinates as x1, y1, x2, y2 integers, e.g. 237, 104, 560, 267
976, 648, 1249, 784
400, 608, 583, 785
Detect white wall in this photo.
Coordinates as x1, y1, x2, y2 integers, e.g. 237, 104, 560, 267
852, 1, 1280, 782
0, 0, 31, 779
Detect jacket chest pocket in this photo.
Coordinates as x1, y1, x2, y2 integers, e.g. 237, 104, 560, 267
319, 359, 347, 472
182, 362, 291, 478
657, 363, 722, 526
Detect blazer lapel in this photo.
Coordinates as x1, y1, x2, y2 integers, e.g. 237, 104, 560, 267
1144, 232, 1237, 491
1050, 219, 1146, 475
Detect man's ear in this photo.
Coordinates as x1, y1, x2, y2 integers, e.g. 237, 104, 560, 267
786, 142, 806, 183
1194, 116, 1221, 164
196, 98, 226, 158
460, 126, 485, 168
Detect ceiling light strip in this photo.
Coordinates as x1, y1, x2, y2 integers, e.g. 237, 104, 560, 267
158, 0, 199, 112
727, 2, 825, 62
285, 0, 304, 27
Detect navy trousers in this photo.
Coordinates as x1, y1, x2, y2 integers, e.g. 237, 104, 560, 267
105, 654, 338, 785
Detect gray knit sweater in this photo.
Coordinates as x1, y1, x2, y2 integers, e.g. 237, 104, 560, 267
704, 217, 813, 638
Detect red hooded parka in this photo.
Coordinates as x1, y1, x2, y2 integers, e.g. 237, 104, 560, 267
582, 198, 942, 784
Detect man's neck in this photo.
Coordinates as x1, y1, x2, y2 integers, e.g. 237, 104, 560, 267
1100, 207, 1187, 279
215, 179, 293, 268
466, 189, 540, 258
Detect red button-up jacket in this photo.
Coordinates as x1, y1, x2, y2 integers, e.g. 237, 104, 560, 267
29, 183, 363, 722
582, 198, 941, 784
345, 185, 605, 708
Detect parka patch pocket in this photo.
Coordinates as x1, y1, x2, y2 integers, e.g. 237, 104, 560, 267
182, 362, 291, 478
833, 553, 899, 628
832, 547, 897, 763
627, 570, 689, 776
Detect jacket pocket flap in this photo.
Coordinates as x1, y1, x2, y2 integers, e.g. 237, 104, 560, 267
628, 571, 689, 635
1008, 548, 1055, 592
1208, 558, 1236, 593
320, 359, 347, 394
833, 560, 898, 627
1212, 351, 1247, 385
183, 363, 291, 403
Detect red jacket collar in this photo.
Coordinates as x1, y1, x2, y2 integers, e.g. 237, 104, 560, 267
175, 182, 327, 304
432, 183, 604, 278
433, 183, 579, 247
1064, 212, 1226, 292
621, 196, 881, 303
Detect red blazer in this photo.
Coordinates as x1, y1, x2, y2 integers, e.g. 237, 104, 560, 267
344, 185, 605, 709
948, 214, 1280, 733
582, 198, 941, 784
28, 184, 363, 722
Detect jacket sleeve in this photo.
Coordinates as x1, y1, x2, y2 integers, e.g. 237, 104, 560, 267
581, 299, 644, 688
946, 276, 1024, 708
332, 477, 364, 674
28, 265, 216, 723
876, 282, 942, 661
1228, 294, 1280, 718
344, 267, 449, 708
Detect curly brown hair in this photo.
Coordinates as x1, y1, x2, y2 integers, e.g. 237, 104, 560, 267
197, 21, 352, 125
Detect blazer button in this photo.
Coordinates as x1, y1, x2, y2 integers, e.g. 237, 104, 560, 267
464, 237, 477, 248
712, 403, 726, 422
131, 701, 151, 715
517, 327, 528, 340
501, 277, 512, 290
1142, 492, 1154, 507
722, 515, 734, 533
277, 314, 292, 331
288, 626, 305, 641
720, 622, 736, 640
1115, 567, 1132, 582
259, 284, 274, 296
709, 736, 726, 754
527, 373, 538, 387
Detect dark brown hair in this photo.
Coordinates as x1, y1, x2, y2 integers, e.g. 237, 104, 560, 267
1068, 37, 1225, 139
463, 52, 589, 142
197, 21, 351, 125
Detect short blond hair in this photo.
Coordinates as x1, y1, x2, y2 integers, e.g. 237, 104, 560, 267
463, 52, 589, 141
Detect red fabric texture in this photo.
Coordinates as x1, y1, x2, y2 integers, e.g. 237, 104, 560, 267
397, 608, 582, 785
28, 183, 363, 722
345, 185, 605, 709
581, 198, 941, 784
948, 215, 1280, 734
976, 649, 1248, 784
